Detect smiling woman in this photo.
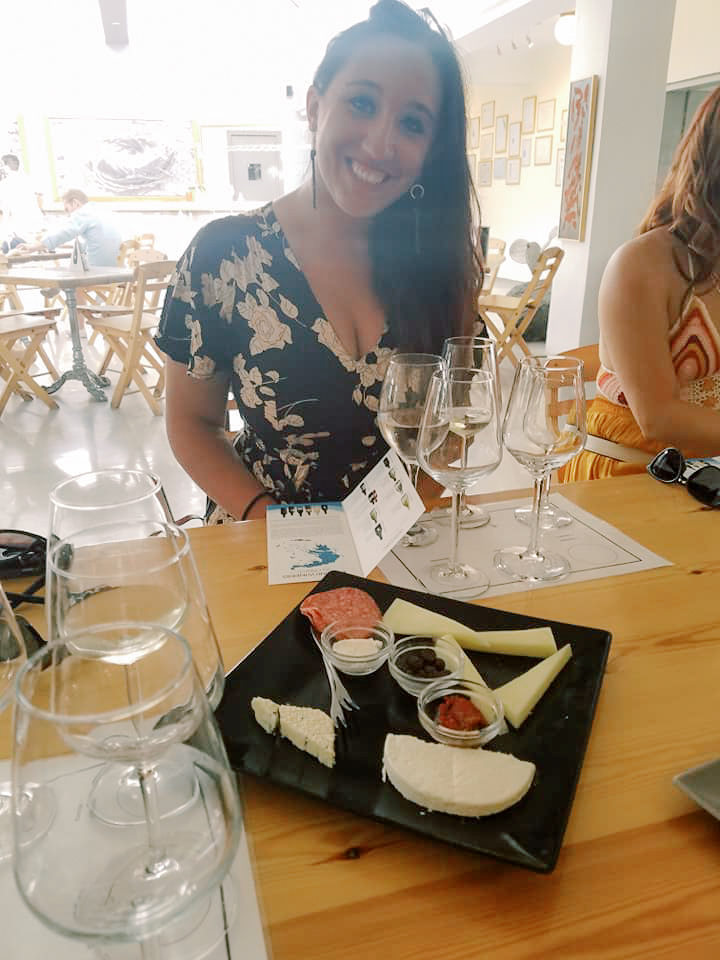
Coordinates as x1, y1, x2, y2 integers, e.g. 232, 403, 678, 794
155, 0, 483, 522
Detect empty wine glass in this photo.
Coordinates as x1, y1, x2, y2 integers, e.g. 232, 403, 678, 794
12, 625, 241, 945
47, 520, 225, 827
439, 336, 501, 529
514, 475, 573, 529
378, 353, 443, 547
494, 356, 586, 581
417, 368, 502, 597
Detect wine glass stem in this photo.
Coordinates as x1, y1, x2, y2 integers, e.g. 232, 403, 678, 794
541, 472, 551, 510
526, 473, 549, 559
140, 936, 163, 960
449, 489, 461, 572
138, 763, 166, 865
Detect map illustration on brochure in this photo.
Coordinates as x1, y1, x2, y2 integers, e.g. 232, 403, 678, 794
266, 449, 425, 584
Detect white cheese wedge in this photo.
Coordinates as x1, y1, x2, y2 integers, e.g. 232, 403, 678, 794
251, 696, 280, 734
382, 599, 557, 658
494, 643, 573, 728
251, 697, 335, 768
382, 734, 535, 816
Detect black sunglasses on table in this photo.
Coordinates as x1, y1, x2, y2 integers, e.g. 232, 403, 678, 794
647, 447, 720, 507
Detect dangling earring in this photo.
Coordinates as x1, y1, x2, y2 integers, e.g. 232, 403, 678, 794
409, 183, 425, 255
311, 147, 317, 209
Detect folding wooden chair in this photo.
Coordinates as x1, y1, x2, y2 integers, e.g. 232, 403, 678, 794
84, 260, 175, 415
0, 308, 61, 415
480, 236, 506, 294
477, 246, 565, 367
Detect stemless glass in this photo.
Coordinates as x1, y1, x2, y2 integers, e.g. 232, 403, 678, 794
12, 625, 241, 945
440, 336, 501, 529
495, 356, 586, 581
47, 520, 224, 827
378, 353, 443, 547
418, 368, 502, 597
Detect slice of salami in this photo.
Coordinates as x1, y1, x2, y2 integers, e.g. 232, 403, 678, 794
300, 587, 382, 636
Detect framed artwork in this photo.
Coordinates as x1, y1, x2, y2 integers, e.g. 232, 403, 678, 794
469, 117, 480, 149
534, 135, 553, 166
520, 136, 533, 167
560, 107, 568, 143
559, 75, 600, 241
555, 147, 566, 187
494, 114, 508, 153
481, 101, 495, 128
479, 132, 493, 160
508, 121, 521, 158
492, 156, 506, 181
537, 98, 556, 131
506, 157, 521, 185
477, 160, 492, 186
467, 154, 476, 181
521, 96, 536, 134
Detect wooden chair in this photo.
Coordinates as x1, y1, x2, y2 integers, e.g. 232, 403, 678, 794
480, 236, 506, 294
0, 308, 61, 415
83, 260, 175, 415
477, 246, 565, 367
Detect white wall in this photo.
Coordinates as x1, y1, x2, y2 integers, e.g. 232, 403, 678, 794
667, 0, 720, 84
465, 44, 572, 282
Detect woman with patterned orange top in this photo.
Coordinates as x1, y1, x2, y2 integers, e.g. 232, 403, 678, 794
561, 84, 720, 482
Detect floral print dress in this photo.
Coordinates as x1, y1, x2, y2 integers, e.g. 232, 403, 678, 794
155, 204, 396, 505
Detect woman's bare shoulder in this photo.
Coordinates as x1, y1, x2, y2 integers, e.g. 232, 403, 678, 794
601, 228, 686, 303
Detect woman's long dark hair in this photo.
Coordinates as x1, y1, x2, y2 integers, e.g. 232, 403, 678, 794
312, 0, 482, 353
638, 84, 720, 287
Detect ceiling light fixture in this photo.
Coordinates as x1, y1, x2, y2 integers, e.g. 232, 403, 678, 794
526, 34, 534, 48
554, 11, 576, 46
496, 43, 502, 56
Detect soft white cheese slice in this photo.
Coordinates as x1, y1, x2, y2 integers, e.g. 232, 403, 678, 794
382, 599, 556, 657
251, 696, 280, 734
382, 734, 535, 816
493, 643, 573, 728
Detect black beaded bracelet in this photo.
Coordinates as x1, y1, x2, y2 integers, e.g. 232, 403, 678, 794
240, 491, 275, 521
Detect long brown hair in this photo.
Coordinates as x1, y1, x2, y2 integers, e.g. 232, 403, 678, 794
312, 0, 482, 352
638, 84, 720, 286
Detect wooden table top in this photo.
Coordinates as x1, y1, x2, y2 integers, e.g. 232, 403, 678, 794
181, 472, 720, 960
0, 251, 71, 265
0, 264, 133, 288
8, 473, 719, 958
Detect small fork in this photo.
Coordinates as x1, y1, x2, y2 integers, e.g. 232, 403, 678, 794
310, 627, 358, 728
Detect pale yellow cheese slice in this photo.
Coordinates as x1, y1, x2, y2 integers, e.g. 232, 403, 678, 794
251, 696, 279, 734
251, 697, 335, 767
493, 644, 573, 728
382, 734, 535, 816
382, 598, 557, 657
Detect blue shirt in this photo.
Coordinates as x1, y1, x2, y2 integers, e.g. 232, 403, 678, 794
43, 203, 122, 266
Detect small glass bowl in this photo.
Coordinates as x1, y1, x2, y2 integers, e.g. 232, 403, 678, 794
320, 621, 393, 676
387, 634, 463, 697
418, 678, 504, 748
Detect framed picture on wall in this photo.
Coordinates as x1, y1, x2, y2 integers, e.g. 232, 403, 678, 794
469, 117, 480, 149
508, 121, 521, 158
534, 134, 553, 166
481, 101, 495, 128
555, 147, 565, 187
494, 114, 508, 153
479, 132, 493, 159
521, 96, 536, 134
467, 154, 476, 181
520, 136, 532, 167
493, 156, 506, 180
477, 160, 492, 186
506, 157, 521, 185
560, 107, 568, 143
559, 75, 600, 241
537, 98, 556, 131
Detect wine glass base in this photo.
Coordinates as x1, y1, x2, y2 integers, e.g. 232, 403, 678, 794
431, 503, 491, 529
89, 756, 200, 827
494, 546, 570, 582
429, 561, 489, 598
0, 782, 57, 862
400, 522, 438, 548
515, 503, 573, 529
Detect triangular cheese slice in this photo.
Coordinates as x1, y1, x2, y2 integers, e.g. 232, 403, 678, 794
251, 696, 335, 768
383, 734, 535, 816
494, 644, 572, 728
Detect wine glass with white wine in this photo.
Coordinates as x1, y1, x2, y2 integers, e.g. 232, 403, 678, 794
378, 353, 443, 548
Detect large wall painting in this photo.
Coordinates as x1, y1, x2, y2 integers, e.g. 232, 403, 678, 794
558, 76, 599, 242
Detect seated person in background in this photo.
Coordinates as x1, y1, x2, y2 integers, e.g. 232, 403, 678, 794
155, 0, 481, 522
561, 84, 720, 482
18, 189, 122, 266
0, 153, 44, 252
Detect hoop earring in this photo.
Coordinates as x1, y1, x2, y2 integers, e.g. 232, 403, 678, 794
311, 147, 317, 209
410, 183, 424, 255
